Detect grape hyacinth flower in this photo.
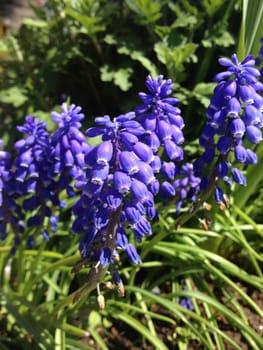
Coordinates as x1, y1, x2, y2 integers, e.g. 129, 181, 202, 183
72, 110, 157, 274
178, 279, 194, 310
0, 140, 11, 209
5, 103, 89, 250
11, 116, 63, 247
178, 296, 194, 310
72, 75, 188, 284
194, 54, 263, 205
135, 75, 190, 208
172, 163, 201, 214
0, 140, 24, 243
50, 103, 90, 193
135, 75, 185, 163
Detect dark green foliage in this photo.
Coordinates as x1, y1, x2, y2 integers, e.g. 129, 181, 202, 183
0, 0, 240, 142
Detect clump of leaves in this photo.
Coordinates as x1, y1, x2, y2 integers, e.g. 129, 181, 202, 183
0, 0, 240, 143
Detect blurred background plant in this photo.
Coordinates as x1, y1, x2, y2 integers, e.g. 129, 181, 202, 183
0, 0, 263, 350
0, 0, 244, 144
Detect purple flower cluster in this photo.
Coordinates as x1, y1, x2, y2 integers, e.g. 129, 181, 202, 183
2, 55, 262, 293
0, 140, 22, 242
50, 103, 89, 191
194, 54, 263, 203
173, 163, 201, 214
0, 104, 88, 251
72, 111, 156, 267
0, 75, 199, 273
135, 76, 196, 206
13, 116, 55, 248
135, 75, 184, 163
71, 75, 189, 271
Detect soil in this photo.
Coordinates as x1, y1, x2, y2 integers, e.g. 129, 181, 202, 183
81, 281, 263, 350
212, 283, 263, 350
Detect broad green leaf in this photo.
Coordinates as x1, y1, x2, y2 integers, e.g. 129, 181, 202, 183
172, 0, 198, 16
104, 36, 158, 76
154, 41, 197, 74
202, 0, 227, 17
214, 31, 235, 47
202, 28, 235, 48
88, 310, 102, 329
118, 46, 158, 77
65, 9, 105, 36
100, 65, 133, 91
171, 14, 198, 29
192, 82, 216, 107
22, 18, 48, 28
103, 34, 117, 45
0, 87, 28, 107
114, 68, 133, 91
125, 0, 162, 24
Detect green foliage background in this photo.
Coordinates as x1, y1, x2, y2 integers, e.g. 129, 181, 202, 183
0, 1, 263, 350
0, 0, 241, 143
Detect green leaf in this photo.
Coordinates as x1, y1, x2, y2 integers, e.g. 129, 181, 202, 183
115, 313, 169, 350
213, 31, 235, 47
192, 82, 216, 107
66, 339, 95, 350
114, 69, 133, 91
202, 0, 227, 17
88, 310, 102, 329
125, 0, 162, 24
118, 46, 158, 77
2, 293, 54, 350
65, 8, 105, 36
100, 65, 133, 91
0, 39, 10, 52
55, 328, 66, 350
22, 18, 48, 28
0, 87, 28, 107
237, 0, 263, 58
154, 41, 197, 74
88, 328, 109, 350
170, 13, 197, 29
126, 286, 262, 349
104, 36, 158, 76
244, 0, 263, 56
202, 27, 235, 48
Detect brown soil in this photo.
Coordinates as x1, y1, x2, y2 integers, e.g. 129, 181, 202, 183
81, 282, 263, 350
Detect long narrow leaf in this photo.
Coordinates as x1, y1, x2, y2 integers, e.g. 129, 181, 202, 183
114, 312, 170, 350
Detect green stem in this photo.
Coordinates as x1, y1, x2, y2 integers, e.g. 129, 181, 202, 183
53, 206, 122, 313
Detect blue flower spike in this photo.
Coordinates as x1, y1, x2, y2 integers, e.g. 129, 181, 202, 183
194, 54, 263, 206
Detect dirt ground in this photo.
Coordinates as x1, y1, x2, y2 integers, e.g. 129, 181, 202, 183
82, 281, 263, 350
